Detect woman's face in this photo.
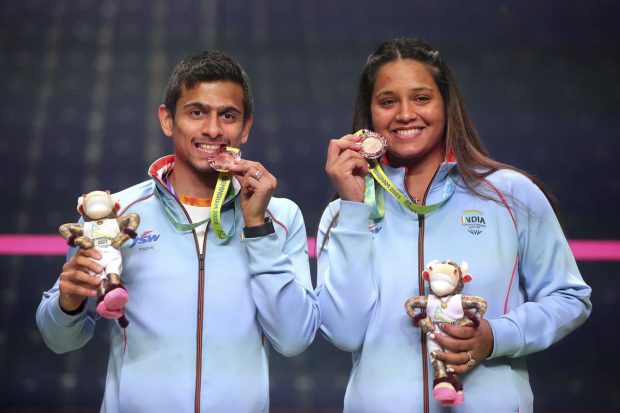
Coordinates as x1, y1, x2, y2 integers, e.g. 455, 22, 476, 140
370, 59, 446, 169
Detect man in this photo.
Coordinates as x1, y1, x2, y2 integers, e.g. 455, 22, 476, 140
36, 51, 320, 412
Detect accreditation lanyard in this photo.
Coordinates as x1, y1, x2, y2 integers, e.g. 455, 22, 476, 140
363, 160, 456, 219
157, 173, 236, 239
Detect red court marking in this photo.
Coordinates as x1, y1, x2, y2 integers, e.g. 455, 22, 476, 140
567, 240, 620, 261
307, 236, 316, 260
0, 235, 68, 255
0, 235, 619, 261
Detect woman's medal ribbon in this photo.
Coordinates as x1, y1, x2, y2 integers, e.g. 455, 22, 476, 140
356, 129, 455, 219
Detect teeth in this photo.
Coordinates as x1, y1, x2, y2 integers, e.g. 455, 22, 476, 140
196, 143, 221, 153
396, 128, 422, 137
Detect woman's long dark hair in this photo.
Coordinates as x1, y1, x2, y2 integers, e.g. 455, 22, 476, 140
352, 37, 558, 211
318, 37, 560, 257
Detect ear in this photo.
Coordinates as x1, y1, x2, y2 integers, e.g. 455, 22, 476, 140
110, 195, 121, 212
239, 115, 253, 145
460, 261, 469, 273
77, 195, 85, 214
422, 270, 430, 281
158, 104, 174, 137
462, 273, 473, 284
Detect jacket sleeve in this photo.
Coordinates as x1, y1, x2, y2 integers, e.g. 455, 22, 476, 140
35, 248, 97, 354
488, 172, 592, 358
315, 200, 378, 352
244, 200, 320, 357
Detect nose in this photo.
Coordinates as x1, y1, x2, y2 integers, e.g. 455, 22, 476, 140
201, 114, 223, 138
395, 101, 417, 123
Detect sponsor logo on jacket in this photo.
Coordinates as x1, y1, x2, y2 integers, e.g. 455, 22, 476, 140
461, 210, 486, 235
368, 223, 383, 235
130, 230, 161, 249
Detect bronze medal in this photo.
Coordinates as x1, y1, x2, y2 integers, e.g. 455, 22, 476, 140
208, 148, 241, 172
357, 129, 387, 159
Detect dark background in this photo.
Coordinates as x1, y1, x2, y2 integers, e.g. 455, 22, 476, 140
1, 0, 618, 412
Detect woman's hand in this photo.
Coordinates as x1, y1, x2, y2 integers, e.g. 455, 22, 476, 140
430, 319, 494, 374
325, 134, 369, 202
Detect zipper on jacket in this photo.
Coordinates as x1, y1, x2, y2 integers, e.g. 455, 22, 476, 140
418, 215, 429, 413
194, 221, 210, 412
412, 165, 440, 413
195, 251, 205, 413
156, 177, 208, 412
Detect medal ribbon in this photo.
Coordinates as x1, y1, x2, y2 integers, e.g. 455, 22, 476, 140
364, 159, 456, 217
157, 149, 239, 237
210, 172, 236, 239
210, 147, 240, 239
157, 175, 236, 235
363, 174, 385, 220
155, 186, 209, 231
157, 171, 209, 231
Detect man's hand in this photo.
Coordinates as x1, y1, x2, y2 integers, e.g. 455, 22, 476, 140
58, 248, 103, 313
228, 160, 277, 227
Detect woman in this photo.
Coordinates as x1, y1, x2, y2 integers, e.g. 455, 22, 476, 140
316, 37, 591, 412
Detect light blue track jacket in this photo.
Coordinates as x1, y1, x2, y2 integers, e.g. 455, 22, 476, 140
37, 155, 320, 413
316, 161, 591, 413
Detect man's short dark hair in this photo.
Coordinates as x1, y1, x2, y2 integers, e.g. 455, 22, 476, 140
162, 50, 253, 122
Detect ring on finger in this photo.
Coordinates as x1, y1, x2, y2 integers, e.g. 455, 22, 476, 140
252, 170, 263, 181
466, 351, 476, 367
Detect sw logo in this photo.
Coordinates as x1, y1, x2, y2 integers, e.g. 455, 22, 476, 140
368, 224, 383, 235
461, 210, 486, 235
130, 230, 161, 248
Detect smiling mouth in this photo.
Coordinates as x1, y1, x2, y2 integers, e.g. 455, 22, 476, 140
394, 128, 423, 138
195, 142, 226, 157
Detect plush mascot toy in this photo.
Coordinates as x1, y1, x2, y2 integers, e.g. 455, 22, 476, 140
59, 190, 140, 328
405, 260, 487, 406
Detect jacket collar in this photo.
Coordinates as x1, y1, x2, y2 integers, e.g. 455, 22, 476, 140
148, 155, 241, 201
379, 155, 459, 195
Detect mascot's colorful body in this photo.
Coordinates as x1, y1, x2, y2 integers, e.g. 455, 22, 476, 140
405, 260, 487, 407
59, 190, 140, 327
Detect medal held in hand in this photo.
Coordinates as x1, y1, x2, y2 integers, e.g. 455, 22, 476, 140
355, 129, 387, 159
209, 147, 241, 172
209, 147, 241, 239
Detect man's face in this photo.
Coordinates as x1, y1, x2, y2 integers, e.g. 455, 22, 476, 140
159, 80, 252, 175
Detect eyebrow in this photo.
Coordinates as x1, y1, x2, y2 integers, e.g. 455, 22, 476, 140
375, 86, 435, 97
182, 102, 242, 114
